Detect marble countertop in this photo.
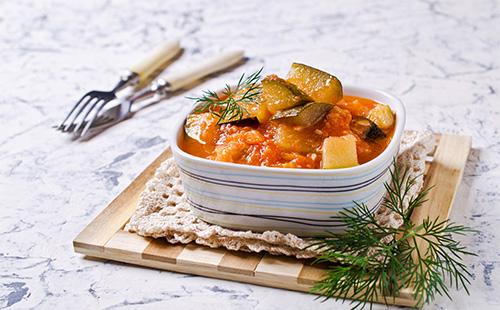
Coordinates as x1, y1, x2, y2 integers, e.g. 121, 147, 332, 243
1, 0, 499, 309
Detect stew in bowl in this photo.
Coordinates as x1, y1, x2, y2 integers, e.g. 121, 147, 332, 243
169, 63, 405, 236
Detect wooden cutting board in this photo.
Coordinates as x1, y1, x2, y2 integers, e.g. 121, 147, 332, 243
73, 133, 471, 307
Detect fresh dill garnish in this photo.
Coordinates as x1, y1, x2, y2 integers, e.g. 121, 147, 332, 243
310, 161, 476, 309
188, 68, 263, 124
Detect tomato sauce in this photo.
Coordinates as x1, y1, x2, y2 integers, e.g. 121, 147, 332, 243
181, 96, 395, 169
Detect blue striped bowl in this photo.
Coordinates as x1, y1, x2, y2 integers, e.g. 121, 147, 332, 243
170, 86, 406, 236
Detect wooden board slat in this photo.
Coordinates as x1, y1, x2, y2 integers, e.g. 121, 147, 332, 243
218, 251, 263, 276
176, 244, 226, 268
411, 134, 471, 224
298, 263, 327, 286
255, 254, 304, 282
409, 134, 471, 264
104, 230, 151, 258
142, 238, 185, 264
73, 133, 471, 308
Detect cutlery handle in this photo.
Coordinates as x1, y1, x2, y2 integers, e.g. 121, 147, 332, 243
163, 50, 244, 92
130, 39, 181, 82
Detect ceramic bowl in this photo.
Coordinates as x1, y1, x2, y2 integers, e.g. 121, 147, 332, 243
169, 85, 406, 236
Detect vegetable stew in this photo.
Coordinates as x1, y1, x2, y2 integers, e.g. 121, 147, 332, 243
181, 63, 395, 169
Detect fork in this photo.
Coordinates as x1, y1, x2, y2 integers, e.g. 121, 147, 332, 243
73, 49, 245, 139
57, 39, 181, 132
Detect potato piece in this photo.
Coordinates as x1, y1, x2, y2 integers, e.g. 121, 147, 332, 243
367, 104, 394, 129
271, 102, 333, 127
286, 63, 343, 103
322, 135, 359, 169
261, 75, 312, 114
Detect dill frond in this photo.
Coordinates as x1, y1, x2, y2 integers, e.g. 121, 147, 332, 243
311, 160, 476, 309
188, 68, 263, 124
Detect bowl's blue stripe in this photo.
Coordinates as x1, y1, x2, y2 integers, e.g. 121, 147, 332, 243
188, 197, 382, 228
183, 183, 383, 210
180, 166, 389, 192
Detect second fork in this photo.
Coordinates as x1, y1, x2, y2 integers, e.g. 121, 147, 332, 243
57, 39, 181, 132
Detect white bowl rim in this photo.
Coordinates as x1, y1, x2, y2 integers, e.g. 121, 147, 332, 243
169, 85, 406, 175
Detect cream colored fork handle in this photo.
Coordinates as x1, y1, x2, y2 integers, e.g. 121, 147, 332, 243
163, 50, 244, 92
129, 39, 181, 82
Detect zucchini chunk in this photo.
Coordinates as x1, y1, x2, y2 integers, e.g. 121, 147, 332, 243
367, 104, 394, 129
217, 100, 259, 124
271, 102, 333, 127
350, 116, 386, 141
322, 135, 359, 169
260, 75, 313, 114
274, 124, 317, 153
256, 98, 273, 123
286, 63, 343, 104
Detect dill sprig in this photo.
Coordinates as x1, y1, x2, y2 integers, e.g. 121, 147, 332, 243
188, 68, 263, 124
310, 161, 476, 309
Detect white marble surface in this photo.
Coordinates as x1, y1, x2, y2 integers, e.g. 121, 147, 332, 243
1, 0, 499, 309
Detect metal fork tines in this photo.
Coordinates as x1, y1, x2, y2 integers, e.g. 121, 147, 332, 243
60, 50, 243, 139
57, 39, 181, 133
59, 47, 245, 140
57, 86, 128, 133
